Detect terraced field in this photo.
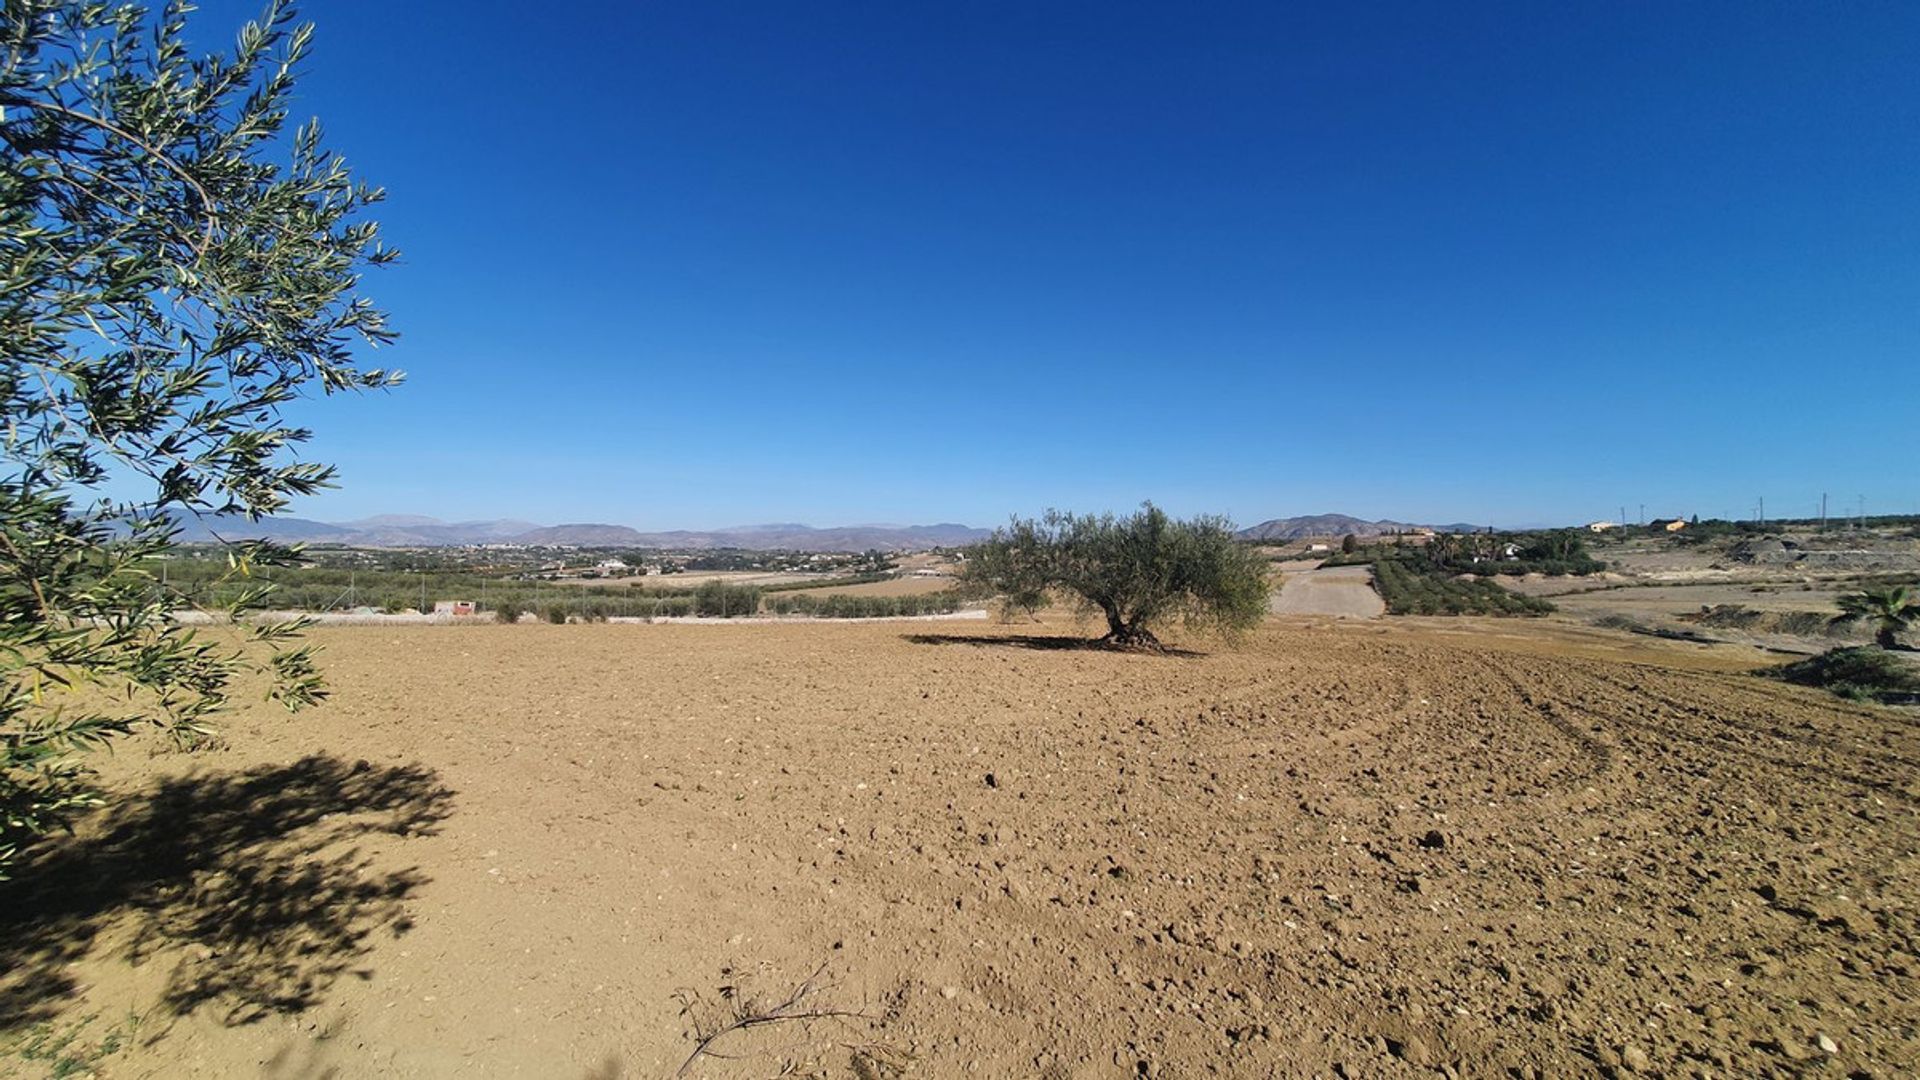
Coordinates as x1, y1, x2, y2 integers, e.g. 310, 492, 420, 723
2, 620, 1915, 1078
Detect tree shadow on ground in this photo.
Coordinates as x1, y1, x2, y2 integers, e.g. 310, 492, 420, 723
0, 754, 454, 1030
902, 633, 1204, 658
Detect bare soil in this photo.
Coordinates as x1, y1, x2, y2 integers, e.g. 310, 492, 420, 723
3, 619, 1917, 1079
1269, 567, 1385, 619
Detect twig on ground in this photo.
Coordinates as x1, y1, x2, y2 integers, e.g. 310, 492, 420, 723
673, 964, 871, 1078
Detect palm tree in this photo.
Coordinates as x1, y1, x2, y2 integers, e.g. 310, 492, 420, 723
1832, 585, 1920, 649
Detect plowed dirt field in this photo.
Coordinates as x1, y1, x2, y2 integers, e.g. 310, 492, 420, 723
3, 619, 1916, 1078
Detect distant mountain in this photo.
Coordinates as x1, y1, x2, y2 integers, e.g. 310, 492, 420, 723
342, 514, 444, 528
511, 523, 648, 546
1236, 514, 1485, 541
166, 514, 354, 543
692, 523, 990, 551
164, 514, 990, 552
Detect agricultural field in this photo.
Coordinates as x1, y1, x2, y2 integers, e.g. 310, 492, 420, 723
1495, 524, 1920, 655
3, 618, 1916, 1077
771, 575, 959, 599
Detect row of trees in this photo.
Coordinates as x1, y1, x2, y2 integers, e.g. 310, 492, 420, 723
764, 591, 965, 618
1371, 558, 1554, 617
490, 584, 967, 622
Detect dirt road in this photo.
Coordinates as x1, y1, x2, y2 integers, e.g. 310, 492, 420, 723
1269, 565, 1386, 618
3, 620, 1915, 1078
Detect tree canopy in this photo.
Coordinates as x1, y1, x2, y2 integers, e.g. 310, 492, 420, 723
963, 505, 1269, 648
1, 0, 396, 871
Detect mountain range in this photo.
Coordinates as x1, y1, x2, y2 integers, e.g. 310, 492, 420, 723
165, 511, 1488, 550
1234, 514, 1484, 541
167, 514, 994, 552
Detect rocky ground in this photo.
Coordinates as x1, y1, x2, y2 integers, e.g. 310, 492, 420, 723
2, 619, 1915, 1078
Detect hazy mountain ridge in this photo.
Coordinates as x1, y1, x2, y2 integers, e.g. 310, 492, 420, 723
164, 515, 992, 552
1236, 514, 1486, 540
163, 511, 1500, 550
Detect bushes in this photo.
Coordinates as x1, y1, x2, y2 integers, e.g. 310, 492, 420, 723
1694, 605, 1841, 637
650, 596, 695, 618
1371, 558, 1553, 617
1767, 647, 1920, 703
693, 581, 762, 618
760, 572, 894, 594
764, 591, 965, 618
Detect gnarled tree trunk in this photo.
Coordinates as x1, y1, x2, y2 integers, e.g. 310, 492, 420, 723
1099, 603, 1162, 649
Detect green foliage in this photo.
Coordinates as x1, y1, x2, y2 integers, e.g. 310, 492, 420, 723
1830, 585, 1919, 650
543, 604, 567, 624
1336, 532, 1603, 578
759, 572, 894, 594
649, 596, 694, 618
1768, 647, 1920, 703
764, 590, 965, 618
1, 1010, 143, 1078
1692, 605, 1837, 638
962, 504, 1268, 647
692, 580, 762, 618
1370, 557, 1553, 617
1429, 530, 1605, 577
1, 2, 395, 872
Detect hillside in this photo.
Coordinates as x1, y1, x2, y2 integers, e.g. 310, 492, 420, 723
1237, 513, 1484, 540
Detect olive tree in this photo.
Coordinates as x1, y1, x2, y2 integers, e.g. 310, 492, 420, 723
1, 1, 397, 871
963, 504, 1270, 649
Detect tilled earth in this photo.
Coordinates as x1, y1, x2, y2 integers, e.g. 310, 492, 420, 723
2, 620, 1915, 1078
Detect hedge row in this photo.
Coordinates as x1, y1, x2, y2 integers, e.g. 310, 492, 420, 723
763, 591, 965, 618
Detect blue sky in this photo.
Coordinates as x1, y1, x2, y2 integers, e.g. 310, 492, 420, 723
196, 1, 1915, 529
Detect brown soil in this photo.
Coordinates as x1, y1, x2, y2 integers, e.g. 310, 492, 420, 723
1269, 567, 1386, 619
3, 620, 1916, 1078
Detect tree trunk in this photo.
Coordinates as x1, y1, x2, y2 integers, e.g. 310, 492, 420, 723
1099, 607, 1162, 649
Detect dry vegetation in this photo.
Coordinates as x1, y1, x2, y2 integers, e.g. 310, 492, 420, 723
2, 617, 1916, 1078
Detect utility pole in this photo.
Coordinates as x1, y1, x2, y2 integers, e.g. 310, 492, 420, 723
1821, 492, 1828, 531
1619, 506, 1626, 528
1638, 503, 1645, 526
1758, 496, 1764, 526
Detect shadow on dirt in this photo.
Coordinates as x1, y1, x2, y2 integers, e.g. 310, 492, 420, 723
0, 754, 454, 1030
902, 633, 1203, 658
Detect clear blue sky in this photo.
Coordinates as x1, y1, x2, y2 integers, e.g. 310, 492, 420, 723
199, 1, 1916, 528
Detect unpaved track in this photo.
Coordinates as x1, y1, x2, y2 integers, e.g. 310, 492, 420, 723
1270, 565, 1386, 618
2, 620, 1916, 1078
